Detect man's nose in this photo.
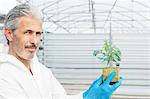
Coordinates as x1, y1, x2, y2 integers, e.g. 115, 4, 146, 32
30, 33, 38, 44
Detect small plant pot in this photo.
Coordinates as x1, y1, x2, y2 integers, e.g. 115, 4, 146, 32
102, 66, 119, 84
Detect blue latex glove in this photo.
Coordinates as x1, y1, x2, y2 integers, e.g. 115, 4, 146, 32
83, 72, 123, 99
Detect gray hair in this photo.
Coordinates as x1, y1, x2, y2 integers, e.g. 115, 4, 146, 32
4, 3, 43, 45
4, 3, 43, 30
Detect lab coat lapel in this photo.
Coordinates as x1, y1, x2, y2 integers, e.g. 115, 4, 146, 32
0, 54, 52, 98
14, 69, 42, 98
30, 58, 52, 98
11, 60, 42, 97
5, 54, 42, 98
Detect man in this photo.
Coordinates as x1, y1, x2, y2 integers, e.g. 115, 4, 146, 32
0, 4, 122, 99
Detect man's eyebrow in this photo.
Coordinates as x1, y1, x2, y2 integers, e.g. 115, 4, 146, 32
24, 29, 43, 33
24, 29, 33, 32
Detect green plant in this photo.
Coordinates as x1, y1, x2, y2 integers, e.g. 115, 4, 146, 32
93, 40, 121, 67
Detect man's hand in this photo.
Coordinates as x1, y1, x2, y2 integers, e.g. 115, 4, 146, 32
83, 72, 123, 99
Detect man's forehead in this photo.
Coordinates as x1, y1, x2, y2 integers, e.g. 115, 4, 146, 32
17, 16, 43, 30
19, 16, 42, 25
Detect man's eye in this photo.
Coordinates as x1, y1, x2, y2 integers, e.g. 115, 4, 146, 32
36, 32, 42, 35
24, 30, 32, 34
24, 31, 29, 34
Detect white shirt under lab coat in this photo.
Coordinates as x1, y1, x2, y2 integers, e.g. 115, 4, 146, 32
0, 51, 83, 99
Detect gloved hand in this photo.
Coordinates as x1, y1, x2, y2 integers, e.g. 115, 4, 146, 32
83, 72, 123, 99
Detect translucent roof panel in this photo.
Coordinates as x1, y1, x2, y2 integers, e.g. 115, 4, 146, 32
16, 0, 150, 34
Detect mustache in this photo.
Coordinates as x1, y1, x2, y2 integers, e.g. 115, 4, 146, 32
25, 43, 37, 49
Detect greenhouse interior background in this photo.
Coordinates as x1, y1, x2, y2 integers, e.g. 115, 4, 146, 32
0, 0, 150, 98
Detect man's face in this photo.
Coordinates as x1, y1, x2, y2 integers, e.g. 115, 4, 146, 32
11, 16, 42, 60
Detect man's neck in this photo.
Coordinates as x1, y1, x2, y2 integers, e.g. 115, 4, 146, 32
8, 49, 31, 70
17, 57, 31, 70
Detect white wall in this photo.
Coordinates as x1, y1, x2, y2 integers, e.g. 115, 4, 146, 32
38, 32, 150, 98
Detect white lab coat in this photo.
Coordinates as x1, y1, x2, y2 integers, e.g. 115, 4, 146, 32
0, 46, 83, 99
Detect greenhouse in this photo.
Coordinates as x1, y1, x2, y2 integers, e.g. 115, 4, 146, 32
0, 0, 150, 98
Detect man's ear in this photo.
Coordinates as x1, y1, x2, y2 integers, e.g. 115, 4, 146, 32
4, 28, 14, 42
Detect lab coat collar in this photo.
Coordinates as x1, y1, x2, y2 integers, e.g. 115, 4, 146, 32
0, 53, 36, 75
